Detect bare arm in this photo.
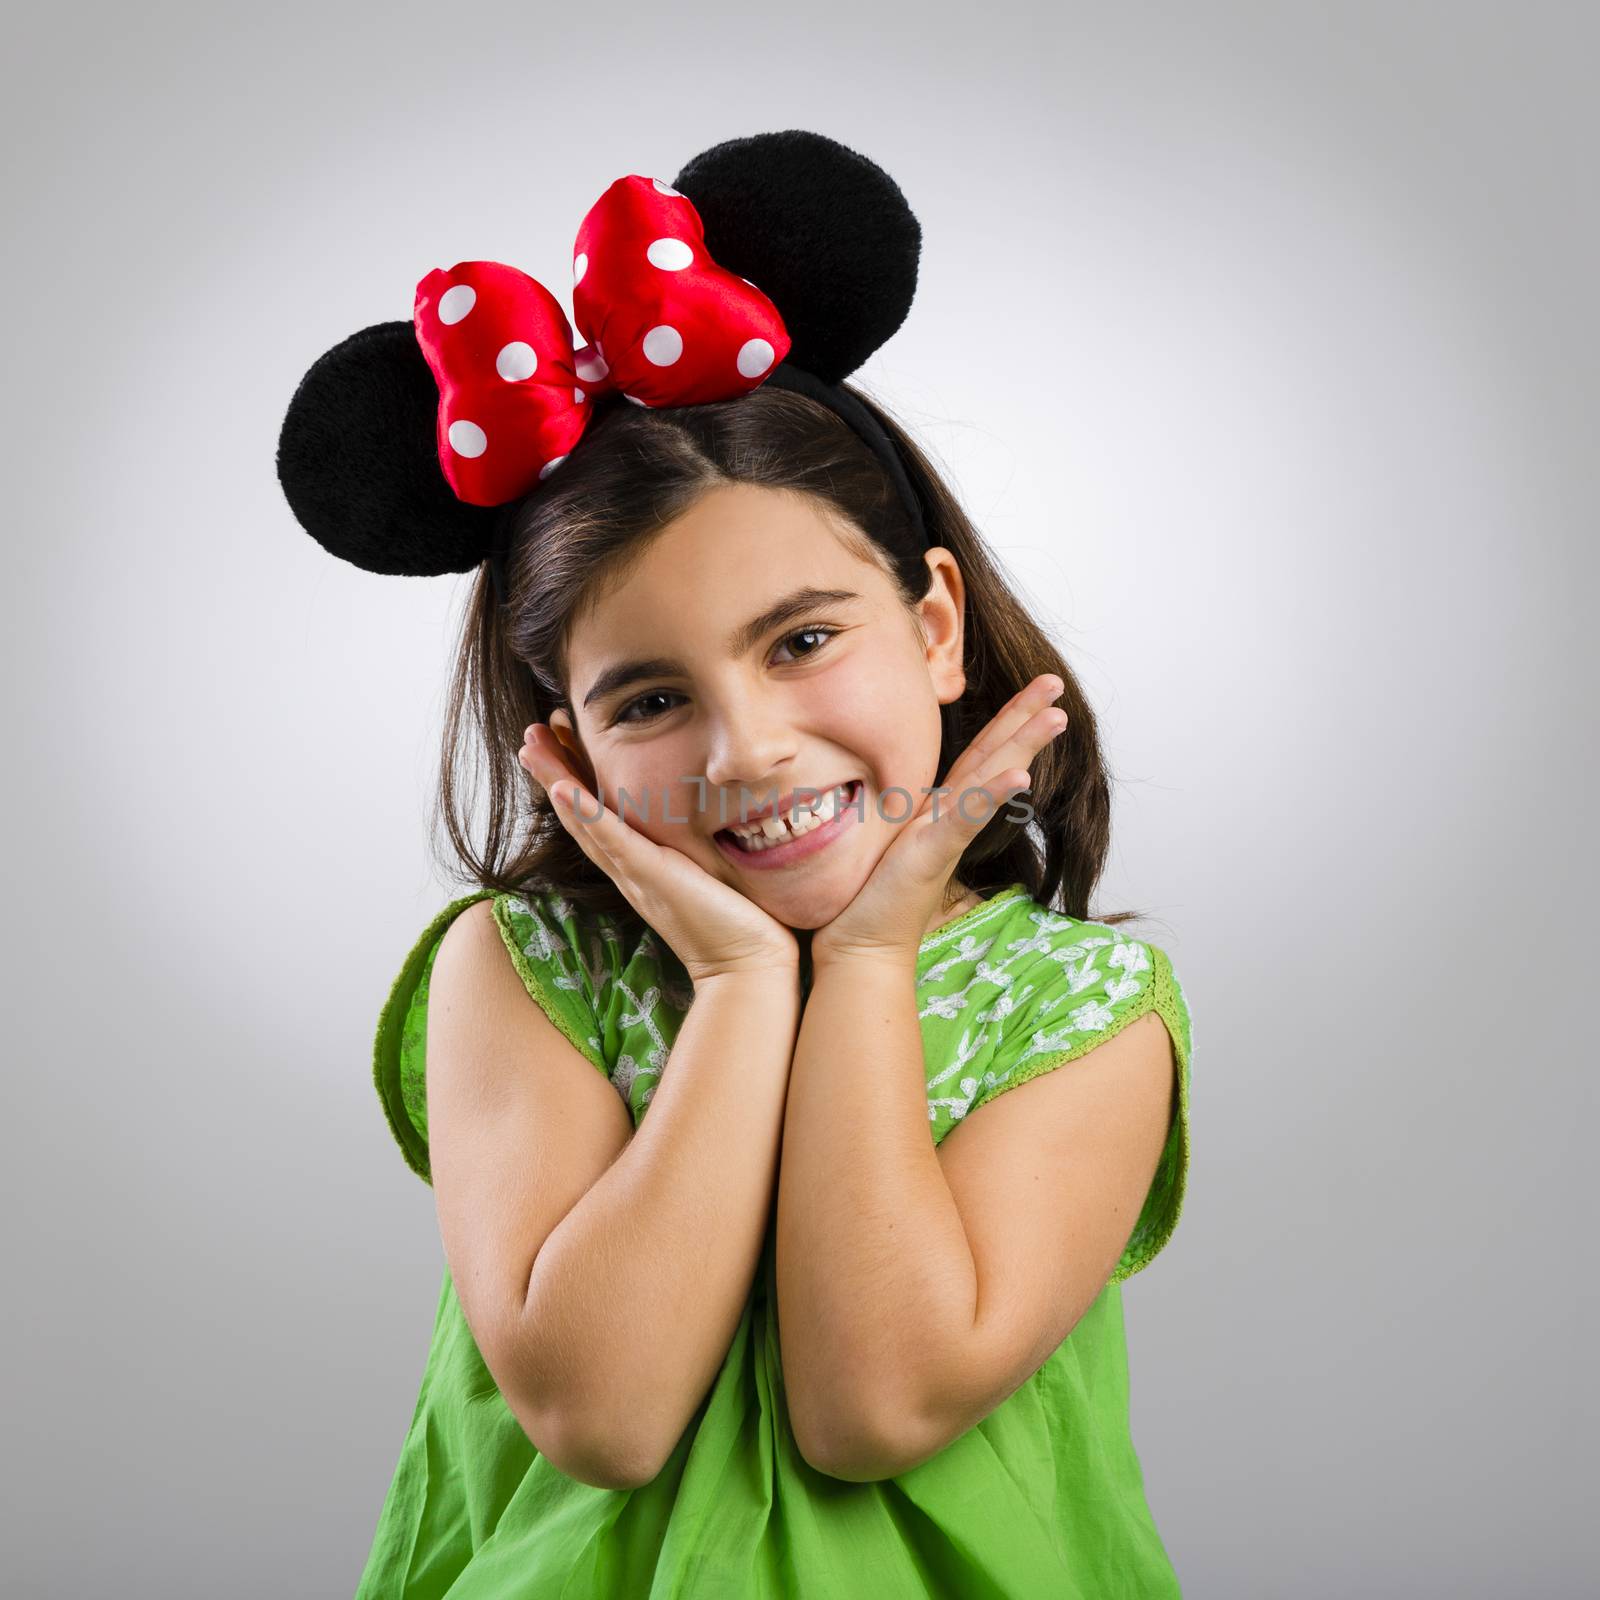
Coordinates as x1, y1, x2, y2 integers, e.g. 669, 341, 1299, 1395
777, 948, 1173, 1482
775, 949, 975, 1475
520, 961, 800, 1481
427, 901, 800, 1490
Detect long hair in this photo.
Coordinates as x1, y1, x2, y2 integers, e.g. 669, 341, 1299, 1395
432, 384, 1146, 942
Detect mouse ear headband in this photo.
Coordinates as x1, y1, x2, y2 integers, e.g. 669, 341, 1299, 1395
276, 128, 928, 604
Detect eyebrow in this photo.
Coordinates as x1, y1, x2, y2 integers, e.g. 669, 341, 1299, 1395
581, 586, 865, 711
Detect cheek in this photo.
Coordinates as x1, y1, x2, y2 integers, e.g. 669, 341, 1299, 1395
599, 751, 708, 839
814, 662, 940, 775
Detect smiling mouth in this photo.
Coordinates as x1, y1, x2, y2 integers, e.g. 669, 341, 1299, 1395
714, 780, 862, 852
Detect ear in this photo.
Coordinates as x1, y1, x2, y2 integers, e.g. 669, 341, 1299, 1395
918, 549, 967, 705
548, 707, 599, 790
277, 320, 500, 575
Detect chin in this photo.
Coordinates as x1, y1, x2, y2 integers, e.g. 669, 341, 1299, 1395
780, 908, 836, 935
745, 888, 836, 933
759, 872, 873, 934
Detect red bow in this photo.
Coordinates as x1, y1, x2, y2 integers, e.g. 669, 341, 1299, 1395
413, 174, 792, 507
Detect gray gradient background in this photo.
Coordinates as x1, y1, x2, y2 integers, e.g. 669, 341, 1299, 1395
3, 2, 1591, 1595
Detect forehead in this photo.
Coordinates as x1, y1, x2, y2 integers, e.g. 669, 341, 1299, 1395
565, 484, 895, 665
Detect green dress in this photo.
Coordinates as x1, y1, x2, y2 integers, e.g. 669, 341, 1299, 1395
357, 882, 1195, 1598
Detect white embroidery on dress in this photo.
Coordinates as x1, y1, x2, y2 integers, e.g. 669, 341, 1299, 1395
919, 959, 1015, 1021
984, 946, 1147, 1092
917, 891, 1025, 958
1038, 941, 1109, 997
926, 1027, 994, 1121
939, 1069, 1019, 1122
506, 893, 602, 999
506, 895, 568, 971
1036, 939, 1148, 1015
504, 894, 629, 1104
613, 977, 670, 1106
571, 926, 613, 1001
1003, 910, 1075, 960
920, 931, 1000, 988
921, 907, 1088, 1013
937, 921, 1163, 1126
504, 890, 1184, 1155
976, 978, 1029, 1028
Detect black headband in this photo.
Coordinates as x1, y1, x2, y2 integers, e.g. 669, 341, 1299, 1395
277, 131, 927, 598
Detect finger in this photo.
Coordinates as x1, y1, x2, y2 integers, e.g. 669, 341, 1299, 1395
516, 727, 612, 850
517, 729, 661, 910
983, 771, 1032, 818
904, 769, 1030, 876
917, 766, 1031, 834
975, 704, 1067, 792
547, 780, 639, 888
553, 778, 612, 839
949, 677, 1061, 784
520, 724, 581, 795
943, 676, 1065, 798
552, 777, 666, 893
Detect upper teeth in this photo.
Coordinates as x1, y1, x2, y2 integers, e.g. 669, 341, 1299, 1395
725, 783, 853, 845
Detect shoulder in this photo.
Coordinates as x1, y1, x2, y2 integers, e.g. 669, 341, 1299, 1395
953, 898, 1195, 1283
434, 892, 497, 956
372, 890, 496, 1183
986, 904, 1193, 1085
491, 882, 691, 1022
493, 885, 615, 1005
371, 884, 634, 1184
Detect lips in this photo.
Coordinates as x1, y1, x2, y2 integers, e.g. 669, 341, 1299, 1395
716, 774, 857, 838
714, 779, 861, 845
711, 779, 866, 869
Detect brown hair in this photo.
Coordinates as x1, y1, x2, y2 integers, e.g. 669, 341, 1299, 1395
432, 384, 1149, 942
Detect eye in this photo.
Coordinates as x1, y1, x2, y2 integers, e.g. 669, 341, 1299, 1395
608, 626, 841, 727
612, 689, 685, 727
772, 625, 838, 663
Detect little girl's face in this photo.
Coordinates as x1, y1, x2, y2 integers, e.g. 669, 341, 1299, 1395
549, 481, 967, 931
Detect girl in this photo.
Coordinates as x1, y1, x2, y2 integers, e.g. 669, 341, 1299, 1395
281, 130, 1193, 1597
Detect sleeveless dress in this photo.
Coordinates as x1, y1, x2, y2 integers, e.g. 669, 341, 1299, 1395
356, 882, 1195, 1598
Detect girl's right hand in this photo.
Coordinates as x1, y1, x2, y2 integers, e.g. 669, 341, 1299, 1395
518, 724, 801, 985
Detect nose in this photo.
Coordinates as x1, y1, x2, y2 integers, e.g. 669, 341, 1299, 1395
702, 697, 798, 814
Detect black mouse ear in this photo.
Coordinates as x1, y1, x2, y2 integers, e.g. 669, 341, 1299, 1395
276, 320, 501, 577
671, 129, 921, 387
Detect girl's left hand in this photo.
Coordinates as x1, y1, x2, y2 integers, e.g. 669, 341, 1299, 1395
810, 674, 1068, 965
